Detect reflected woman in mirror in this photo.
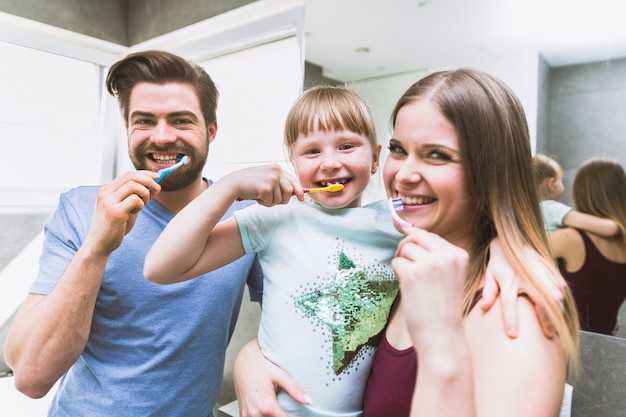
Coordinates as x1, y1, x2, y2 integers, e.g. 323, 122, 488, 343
549, 157, 626, 336
533, 154, 620, 236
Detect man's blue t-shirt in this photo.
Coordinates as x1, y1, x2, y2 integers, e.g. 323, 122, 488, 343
30, 185, 263, 417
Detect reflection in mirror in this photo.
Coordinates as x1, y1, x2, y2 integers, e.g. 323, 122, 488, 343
304, 0, 626, 338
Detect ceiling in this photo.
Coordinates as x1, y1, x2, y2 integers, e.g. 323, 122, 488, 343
304, 0, 626, 82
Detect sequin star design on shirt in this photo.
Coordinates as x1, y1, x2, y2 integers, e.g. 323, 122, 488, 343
295, 250, 398, 375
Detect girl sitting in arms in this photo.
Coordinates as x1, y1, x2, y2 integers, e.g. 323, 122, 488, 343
146, 86, 402, 417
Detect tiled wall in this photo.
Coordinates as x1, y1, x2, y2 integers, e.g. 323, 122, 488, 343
539, 57, 626, 204
0, 0, 256, 46
567, 331, 626, 417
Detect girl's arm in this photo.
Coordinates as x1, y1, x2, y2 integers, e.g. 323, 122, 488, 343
562, 210, 620, 237
144, 164, 302, 284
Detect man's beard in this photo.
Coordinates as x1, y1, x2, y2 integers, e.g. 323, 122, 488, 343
129, 142, 209, 191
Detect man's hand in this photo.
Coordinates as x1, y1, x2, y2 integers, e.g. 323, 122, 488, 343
85, 171, 159, 257
234, 339, 310, 417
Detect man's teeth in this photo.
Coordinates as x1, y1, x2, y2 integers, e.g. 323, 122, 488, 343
402, 196, 435, 206
153, 155, 179, 164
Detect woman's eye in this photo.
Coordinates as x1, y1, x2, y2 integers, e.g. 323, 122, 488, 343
427, 149, 454, 162
387, 144, 406, 155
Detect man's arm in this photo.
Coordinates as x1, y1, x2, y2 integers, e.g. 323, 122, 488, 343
4, 171, 158, 398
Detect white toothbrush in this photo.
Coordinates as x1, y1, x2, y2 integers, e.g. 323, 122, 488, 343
388, 197, 413, 229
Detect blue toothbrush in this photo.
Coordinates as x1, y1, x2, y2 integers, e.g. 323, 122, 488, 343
155, 155, 188, 183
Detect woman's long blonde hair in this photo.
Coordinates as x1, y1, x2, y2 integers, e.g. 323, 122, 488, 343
391, 69, 580, 368
572, 157, 626, 243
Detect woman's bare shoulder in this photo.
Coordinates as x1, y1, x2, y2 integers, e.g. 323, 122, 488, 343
463, 296, 567, 417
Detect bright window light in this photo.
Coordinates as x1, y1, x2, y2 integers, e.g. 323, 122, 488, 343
0, 41, 101, 200
200, 37, 303, 180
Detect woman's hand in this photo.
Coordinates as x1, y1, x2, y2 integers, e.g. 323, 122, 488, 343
392, 227, 469, 349
233, 339, 311, 417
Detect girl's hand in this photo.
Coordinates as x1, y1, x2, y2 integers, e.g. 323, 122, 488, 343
227, 164, 304, 206
481, 238, 565, 338
392, 227, 469, 349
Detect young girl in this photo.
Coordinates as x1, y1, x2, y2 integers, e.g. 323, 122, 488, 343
533, 153, 619, 236
146, 86, 402, 417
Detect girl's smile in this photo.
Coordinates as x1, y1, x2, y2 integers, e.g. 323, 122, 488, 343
291, 127, 380, 209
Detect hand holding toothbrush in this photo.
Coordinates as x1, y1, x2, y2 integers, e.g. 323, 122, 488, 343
389, 198, 565, 339
223, 165, 344, 206
223, 164, 305, 206
86, 154, 193, 257
86, 170, 161, 257
146, 164, 307, 284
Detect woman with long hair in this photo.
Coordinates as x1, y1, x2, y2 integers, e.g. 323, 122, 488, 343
549, 157, 626, 335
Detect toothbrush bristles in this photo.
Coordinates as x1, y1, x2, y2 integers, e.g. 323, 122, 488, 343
391, 197, 404, 212
388, 198, 413, 228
